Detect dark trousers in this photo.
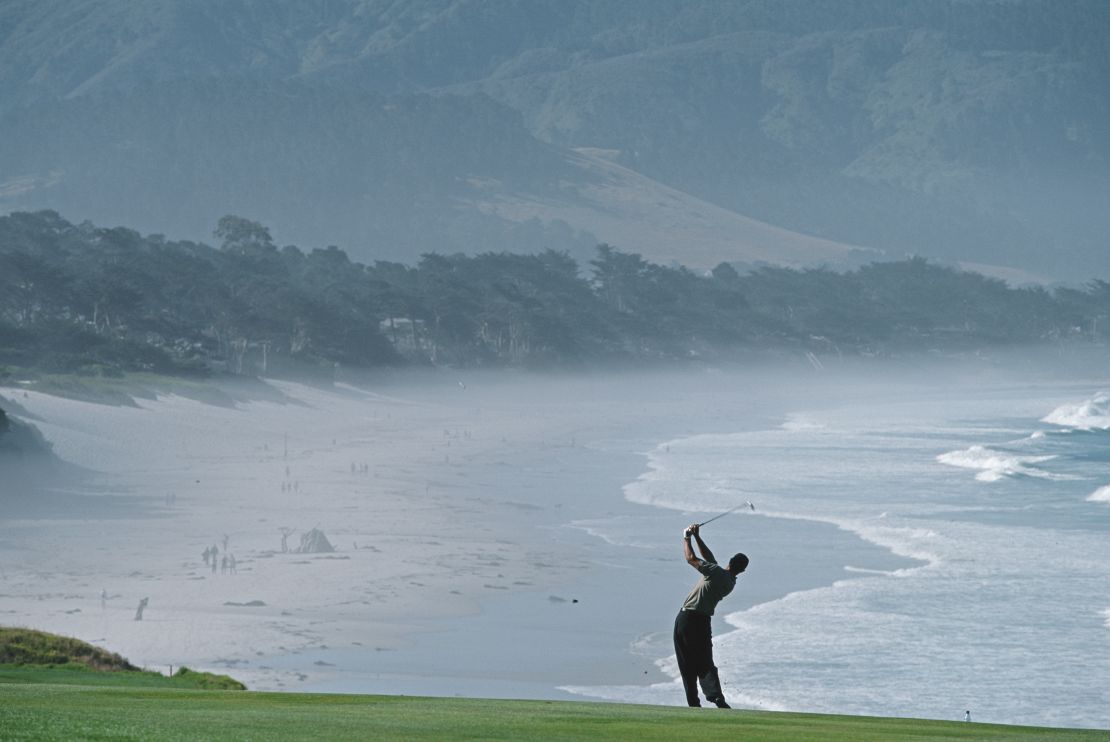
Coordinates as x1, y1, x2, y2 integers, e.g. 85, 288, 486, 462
673, 610, 725, 707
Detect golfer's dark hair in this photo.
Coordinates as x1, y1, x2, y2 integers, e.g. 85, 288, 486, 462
728, 553, 749, 574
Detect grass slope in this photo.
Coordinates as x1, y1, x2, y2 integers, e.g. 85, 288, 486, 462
0, 627, 245, 690
0, 627, 138, 670
0, 669, 1104, 742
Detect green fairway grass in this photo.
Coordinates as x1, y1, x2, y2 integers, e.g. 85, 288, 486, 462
0, 667, 1105, 742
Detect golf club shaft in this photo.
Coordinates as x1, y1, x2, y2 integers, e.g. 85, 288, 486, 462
698, 507, 739, 527
697, 501, 754, 527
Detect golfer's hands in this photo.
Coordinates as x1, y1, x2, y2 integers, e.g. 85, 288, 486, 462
687, 523, 700, 537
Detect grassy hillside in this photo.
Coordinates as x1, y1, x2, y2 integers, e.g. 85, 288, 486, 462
0, 627, 136, 670
0, 627, 245, 690
0, 672, 1104, 742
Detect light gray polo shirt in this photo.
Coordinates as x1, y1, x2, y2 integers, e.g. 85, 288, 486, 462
681, 561, 735, 616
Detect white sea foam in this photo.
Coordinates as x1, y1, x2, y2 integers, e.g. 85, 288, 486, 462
566, 519, 657, 549
1102, 609, 1110, 629
1087, 485, 1110, 503
935, 445, 1066, 482
843, 565, 896, 576
1009, 430, 1047, 446
780, 413, 826, 432
1042, 392, 1110, 430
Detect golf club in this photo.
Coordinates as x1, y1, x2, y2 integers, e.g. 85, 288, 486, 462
685, 501, 755, 537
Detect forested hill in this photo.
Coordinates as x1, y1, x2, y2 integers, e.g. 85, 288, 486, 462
0, 1, 1107, 279
1, 210, 1108, 378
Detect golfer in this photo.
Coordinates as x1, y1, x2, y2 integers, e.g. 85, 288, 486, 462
674, 522, 748, 708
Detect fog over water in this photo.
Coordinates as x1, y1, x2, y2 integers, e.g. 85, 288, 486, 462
3, 353, 1110, 727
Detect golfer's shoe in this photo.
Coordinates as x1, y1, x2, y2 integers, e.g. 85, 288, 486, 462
709, 697, 731, 709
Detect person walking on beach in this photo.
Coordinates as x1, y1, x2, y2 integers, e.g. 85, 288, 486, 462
674, 523, 748, 708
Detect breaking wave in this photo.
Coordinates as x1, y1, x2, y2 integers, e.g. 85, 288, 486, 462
936, 445, 1064, 482
1042, 393, 1110, 431
780, 413, 826, 432
1088, 485, 1110, 504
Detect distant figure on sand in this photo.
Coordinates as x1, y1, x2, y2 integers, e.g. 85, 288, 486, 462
100, 589, 107, 610
134, 597, 149, 621
673, 523, 748, 709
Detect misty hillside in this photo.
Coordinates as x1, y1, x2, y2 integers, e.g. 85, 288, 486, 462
0, 79, 591, 263
0, 0, 1107, 278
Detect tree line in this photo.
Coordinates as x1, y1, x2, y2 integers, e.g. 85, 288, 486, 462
1, 210, 1107, 379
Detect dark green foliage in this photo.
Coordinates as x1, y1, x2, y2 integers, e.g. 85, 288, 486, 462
0, 628, 246, 690
171, 666, 247, 691
2, 210, 1109, 376
0, 211, 401, 377
0, 627, 136, 671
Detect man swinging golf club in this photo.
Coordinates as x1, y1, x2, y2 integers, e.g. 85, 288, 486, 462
674, 521, 748, 708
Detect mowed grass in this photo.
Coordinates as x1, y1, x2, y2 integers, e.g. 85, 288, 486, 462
1, 671, 1105, 742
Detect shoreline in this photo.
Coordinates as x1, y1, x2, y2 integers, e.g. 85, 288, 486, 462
0, 369, 919, 700
268, 434, 920, 702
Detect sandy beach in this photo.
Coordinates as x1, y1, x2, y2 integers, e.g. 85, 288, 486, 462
0, 367, 913, 700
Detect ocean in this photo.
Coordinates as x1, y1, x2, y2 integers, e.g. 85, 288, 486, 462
567, 378, 1110, 729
